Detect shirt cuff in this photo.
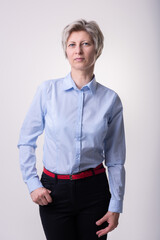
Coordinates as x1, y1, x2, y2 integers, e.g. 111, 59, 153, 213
108, 199, 123, 213
26, 176, 44, 193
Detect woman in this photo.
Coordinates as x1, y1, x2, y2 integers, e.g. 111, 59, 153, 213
18, 19, 126, 240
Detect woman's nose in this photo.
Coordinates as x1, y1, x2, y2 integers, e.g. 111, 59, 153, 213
75, 45, 82, 54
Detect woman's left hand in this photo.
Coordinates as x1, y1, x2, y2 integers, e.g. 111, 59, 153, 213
96, 211, 120, 237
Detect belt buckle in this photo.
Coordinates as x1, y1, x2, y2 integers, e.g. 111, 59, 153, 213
69, 175, 73, 180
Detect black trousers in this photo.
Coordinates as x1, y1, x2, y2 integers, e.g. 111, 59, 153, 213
39, 170, 111, 240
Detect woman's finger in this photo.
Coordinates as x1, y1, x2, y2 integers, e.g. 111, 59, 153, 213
96, 223, 115, 237
44, 190, 53, 203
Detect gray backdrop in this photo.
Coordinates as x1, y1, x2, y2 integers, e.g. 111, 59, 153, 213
0, 0, 160, 239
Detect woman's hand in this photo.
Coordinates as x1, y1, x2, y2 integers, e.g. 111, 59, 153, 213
96, 211, 120, 237
30, 187, 52, 206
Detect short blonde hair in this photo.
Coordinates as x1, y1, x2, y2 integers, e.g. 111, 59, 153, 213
62, 19, 104, 60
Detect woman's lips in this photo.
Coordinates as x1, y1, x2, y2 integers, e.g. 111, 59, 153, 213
75, 58, 84, 61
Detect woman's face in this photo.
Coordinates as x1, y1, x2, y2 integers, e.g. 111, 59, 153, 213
66, 31, 96, 72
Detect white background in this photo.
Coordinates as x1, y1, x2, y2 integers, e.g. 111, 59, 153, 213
0, 0, 160, 239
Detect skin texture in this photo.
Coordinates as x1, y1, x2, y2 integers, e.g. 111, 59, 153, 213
30, 30, 120, 237
66, 30, 96, 89
30, 187, 52, 206
96, 211, 120, 237
66, 30, 96, 72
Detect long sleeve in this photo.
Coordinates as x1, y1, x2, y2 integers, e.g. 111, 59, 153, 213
104, 94, 126, 213
17, 73, 126, 204
17, 82, 46, 193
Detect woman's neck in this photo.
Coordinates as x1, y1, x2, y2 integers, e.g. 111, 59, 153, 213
70, 68, 94, 90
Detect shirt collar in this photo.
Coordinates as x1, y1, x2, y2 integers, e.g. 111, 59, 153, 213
63, 72, 97, 94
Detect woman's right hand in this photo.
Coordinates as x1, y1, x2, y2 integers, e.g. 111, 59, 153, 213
30, 187, 53, 206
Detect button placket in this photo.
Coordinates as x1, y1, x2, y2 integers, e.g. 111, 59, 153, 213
74, 91, 84, 172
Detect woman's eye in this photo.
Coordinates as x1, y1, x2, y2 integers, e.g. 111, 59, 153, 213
83, 42, 89, 46
68, 43, 75, 47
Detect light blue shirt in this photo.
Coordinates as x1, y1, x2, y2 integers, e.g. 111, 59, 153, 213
17, 72, 126, 213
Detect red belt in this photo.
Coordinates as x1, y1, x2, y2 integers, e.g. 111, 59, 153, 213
43, 163, 106, 180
